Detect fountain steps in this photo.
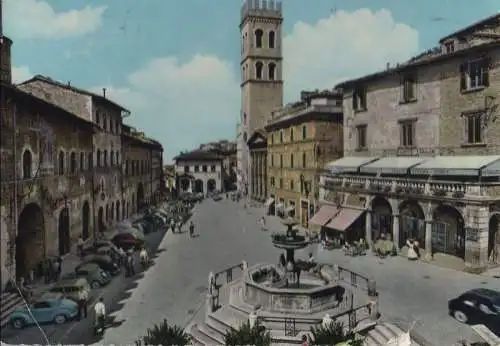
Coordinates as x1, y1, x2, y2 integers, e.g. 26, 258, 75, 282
363, 323, 421, 346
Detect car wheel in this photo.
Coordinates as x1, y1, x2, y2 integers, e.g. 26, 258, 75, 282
54, 314, 67, 325
11, 318, 25, 329
91, 281, 101, 289
452, 310, 469, 324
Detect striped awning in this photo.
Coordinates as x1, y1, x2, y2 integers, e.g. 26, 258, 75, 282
309, 205, 338, 226
411, 155, 500, 176
327, 156, 379, 173
360, 157, 428, 175
324, 209, 364, 231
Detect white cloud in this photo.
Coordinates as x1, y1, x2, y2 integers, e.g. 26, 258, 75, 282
90, 9, 419, 161
3, 0, 106, 39
11, 66, 33, 84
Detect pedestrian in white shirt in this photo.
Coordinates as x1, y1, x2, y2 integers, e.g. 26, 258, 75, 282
94, 297, 106, 333
77, 288, 89, 320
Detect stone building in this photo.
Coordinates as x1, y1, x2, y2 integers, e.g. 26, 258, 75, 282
318, 14, 500, 271
122, 124, 163, 216
237, 0, 284, 194
247, 129, 267, 202
174, 151, 223, 195
265, 90, 343, 228
18, 76, 130, 235
0, 82, 97, 286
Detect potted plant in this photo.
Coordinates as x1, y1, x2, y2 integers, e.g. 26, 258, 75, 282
225, 321, 271, 346
135, 319, 190, 346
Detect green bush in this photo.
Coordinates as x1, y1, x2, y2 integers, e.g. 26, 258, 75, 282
224, 321, 271, 346
135, 319, 191, 346
310, 321, 363, 345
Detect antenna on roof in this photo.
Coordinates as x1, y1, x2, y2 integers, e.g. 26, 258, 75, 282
102, 88, 107, 98
67, 81, 71, 86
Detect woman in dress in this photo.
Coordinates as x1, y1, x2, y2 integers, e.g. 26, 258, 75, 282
406, 239, 418, 260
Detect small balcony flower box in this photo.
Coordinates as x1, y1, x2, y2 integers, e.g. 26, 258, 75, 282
452, 191, 465, 198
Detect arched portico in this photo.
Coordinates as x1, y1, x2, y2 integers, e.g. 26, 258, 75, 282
371, 196, 393, 241
58, 207, 70, 256
488, 214, 500, 264
137, 183, 144, 211
16, 203, 45, 280
432, 204, 465, 259
207, 179, 216, 193
399, 200, 426, 249
82, 201, 90, 240
116, 201, 120, 222
194, 179, 204, 194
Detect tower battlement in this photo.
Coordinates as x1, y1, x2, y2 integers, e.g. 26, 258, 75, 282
241, 0, 282, 22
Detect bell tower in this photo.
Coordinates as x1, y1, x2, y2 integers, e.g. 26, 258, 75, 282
237, 0, 283, 192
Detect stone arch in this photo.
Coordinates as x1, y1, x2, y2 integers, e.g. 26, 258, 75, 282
82, 201, 90, 240
398, 200, 426, 249
268, 30, 275, 48
370, 196, 393, 241
194, 179, 204, 194
488, 214, 500, 263
268, 62, 276, 80
432, 204, 465, 259
255, 61, 263, 79
207, 179, 216, 193
58, 207, 70, 255
22, 148, 32, 179
254, 28, 263, 48
116, 201, 120, 222
98, 207, 104, 234
137, 183, 144, 211
16, 203, 44, 280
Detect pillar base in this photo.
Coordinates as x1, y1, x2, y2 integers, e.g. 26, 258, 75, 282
424, 252, 433, 262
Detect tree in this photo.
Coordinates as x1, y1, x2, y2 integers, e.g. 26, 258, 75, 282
135, 319, 191, 346
224, 321, 271, 346
310, 321, 363, 346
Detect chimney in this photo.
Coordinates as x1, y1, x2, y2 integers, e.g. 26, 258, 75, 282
102, 88, 107, 98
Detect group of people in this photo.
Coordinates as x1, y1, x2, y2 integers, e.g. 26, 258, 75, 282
170, 218, 196, 237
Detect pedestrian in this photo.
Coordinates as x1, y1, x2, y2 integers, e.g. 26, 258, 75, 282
308, 252, 315, 263
77, 287, 89, 320
42, 259, 50, 284
52, 259, 60, 282
119, 247, 126, 267
189, 221, 195, 237
56, 257, 62, 279
77, 236, 85, 258
94, 297, 106, 335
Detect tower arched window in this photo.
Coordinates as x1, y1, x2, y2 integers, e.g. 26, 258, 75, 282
80, 152, 85, 171
104, 150, 108, 167
110, 150, 115, 166
22, 149, 32, 179
243, 113, 247, 124
242, 66, 246, 80
254, 29, 263, 48
97, 150, 101, 168
255, 62, 263, 79
268, 31, 275, 48
268, 63, 276, 80
70, 152, 77, 174
58, 151, 65, 175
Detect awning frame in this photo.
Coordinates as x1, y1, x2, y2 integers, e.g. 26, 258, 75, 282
324, 208, 364, 232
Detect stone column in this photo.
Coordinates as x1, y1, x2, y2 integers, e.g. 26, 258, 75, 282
365, 210, 372, 247
259, 153, 264, 199
392, 214, 400, 251
255, 152, 260, 199
424, 219, 433, 261
250, 152, 255, 197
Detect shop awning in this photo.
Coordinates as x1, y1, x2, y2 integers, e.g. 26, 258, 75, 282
265, 198, 275, 208
285, 206, 295, 214
360, 156, 428, 175
325, 208, 364, 231
481, 157, 500, 176
410, 155, 500, 176
326, 156, 379, 174
309, 205, 338, 226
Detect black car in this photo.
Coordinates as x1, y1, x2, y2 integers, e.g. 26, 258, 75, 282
80, 255, 120, 276
448, 288, 500, 335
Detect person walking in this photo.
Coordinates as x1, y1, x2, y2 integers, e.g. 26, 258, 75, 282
77, 287, 89, 320
189, 221, 195, 237
77, 236, 85, 258
52, 258, 60, 282
94, 297, 106, 335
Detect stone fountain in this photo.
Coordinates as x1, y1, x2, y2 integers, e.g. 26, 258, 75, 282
186, 218, 384, 345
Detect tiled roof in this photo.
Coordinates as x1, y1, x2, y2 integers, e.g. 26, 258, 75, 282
174, 150, 223, 161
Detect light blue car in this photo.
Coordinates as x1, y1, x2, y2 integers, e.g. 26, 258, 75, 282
9, 294, 78, 329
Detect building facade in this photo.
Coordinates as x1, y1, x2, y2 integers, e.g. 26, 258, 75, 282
237, 0, 284, 194
174, 151, 223, 195
247, 129, 267, 202
319, 14, 500, 271
265, 90, 344, 228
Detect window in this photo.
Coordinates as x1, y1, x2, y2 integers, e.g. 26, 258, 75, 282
460, 58, 490, 91
184, 166, 189, 173
268, 31, 275, 48
95, 111, 100, 126
194, 165, 199, 172
465, 112, 483, 144
58, 151, 65, 175
352, 87, 367, 111
22, 150, 32, 179
356, 125, 367, 150
400, 74, 416, 102
70, 152, 77, 174
202, 165, 207, 172
400, 121, 415, 147
280, 154, 283, 168
80, 152, 85, 171
243, 113, 247, 124
270, 177, 275, 187
211, 165, 216, 172
255, 29, 263, 48
271, 155, 274, 166
97, 150, 101, 168
279, 178, 283, 189
302, 152, 306, 168
126, 160, 129, 175
87, 152, 93, 170
445, 41, 454, 53
116, 152, 120, 165
268, 63, 276, 80
290, 180, 294, 191
110, 118, 114, 134
302, 125, 307, 139
290, 127, 294, 142
290, 153, 294, 168
104, 150, 108, 167
255, 62, 263, 79
110, 150, 115, 166
280, 130, 284, 143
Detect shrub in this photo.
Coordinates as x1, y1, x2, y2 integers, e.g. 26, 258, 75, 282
135, 319, 190, 346
310, 321, 363, 345
224, 321, 271, 346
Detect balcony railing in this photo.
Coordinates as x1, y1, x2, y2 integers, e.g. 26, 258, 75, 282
320, 175, 492, 198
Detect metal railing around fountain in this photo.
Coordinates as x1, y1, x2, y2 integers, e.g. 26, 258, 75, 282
208, 261, 247, 312
325, 264, 371, 292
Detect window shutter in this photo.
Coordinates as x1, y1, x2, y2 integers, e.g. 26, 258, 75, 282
459, 63, 467, 91
482, 57, 490, 87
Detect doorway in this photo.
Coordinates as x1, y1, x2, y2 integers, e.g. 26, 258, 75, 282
58, 207, 70, 255
82, 201, 90, 240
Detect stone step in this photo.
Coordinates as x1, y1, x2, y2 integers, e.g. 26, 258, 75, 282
197, 322, 226, 345
188, 323, 217, 346
1, 293, 24, 328
363, 323, 412, 346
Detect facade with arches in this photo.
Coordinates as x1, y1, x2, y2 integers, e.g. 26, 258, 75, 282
237, 0, 284, 194
174, 151, 223, 196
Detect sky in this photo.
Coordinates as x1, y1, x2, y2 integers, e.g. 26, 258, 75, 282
3, 0, 498, 162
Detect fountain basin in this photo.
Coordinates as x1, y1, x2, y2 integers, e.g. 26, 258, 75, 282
243, 264, 345, 314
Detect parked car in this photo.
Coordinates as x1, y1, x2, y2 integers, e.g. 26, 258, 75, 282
9, 293, 78, 329
47, 278, 90, 302
213, 195, 222, 201
81, 254, 120, 276
449, 288, 500, 335
112, 228, 145, 250
96, 245, 122, 263
64, 262, 110, 288
133, 220, 155, 234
